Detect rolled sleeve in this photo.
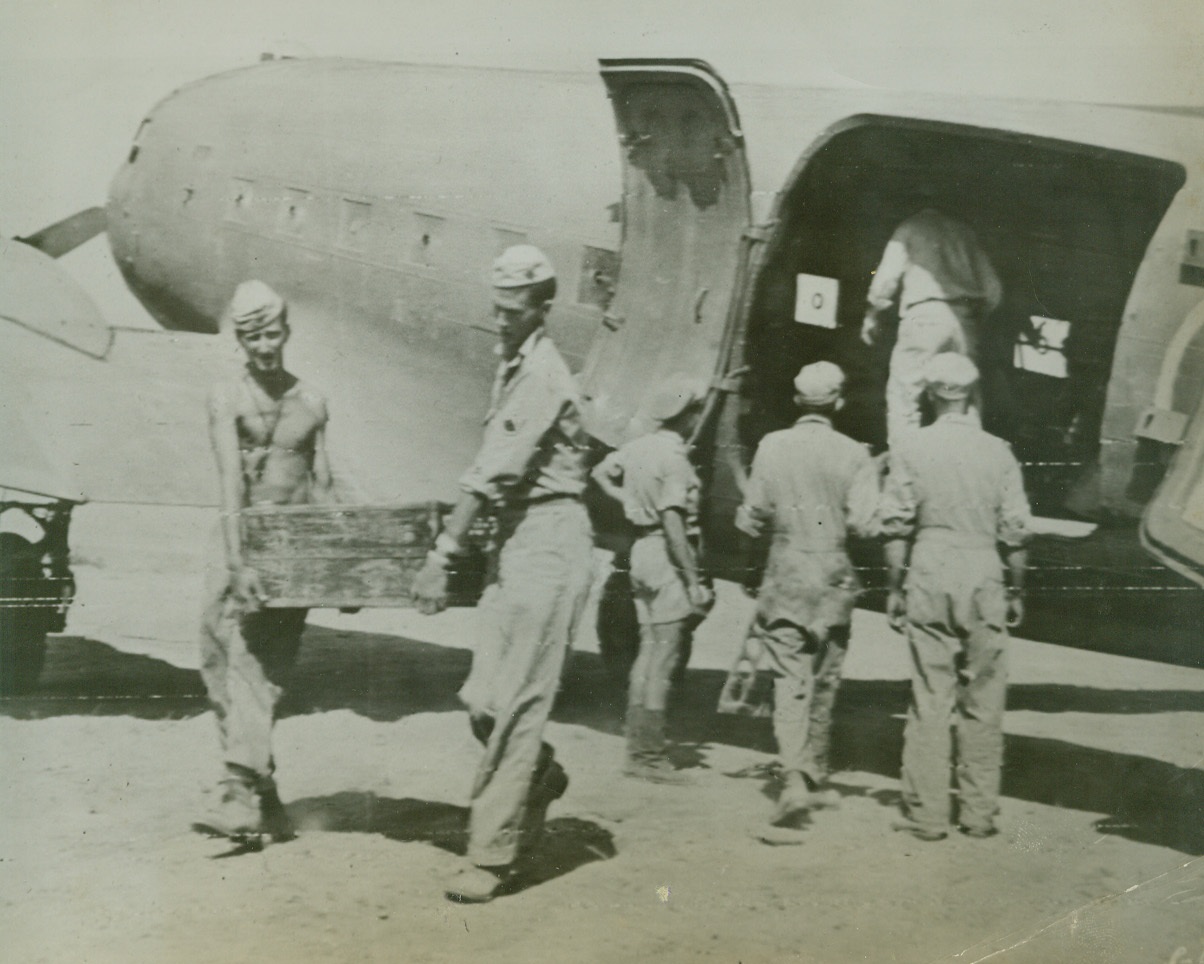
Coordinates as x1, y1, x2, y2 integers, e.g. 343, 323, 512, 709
878, 453, 918, 540
866, 237, 908, 312
996, 453, 1033, 548
459, 381, 564, 501
845, 451, 881, 538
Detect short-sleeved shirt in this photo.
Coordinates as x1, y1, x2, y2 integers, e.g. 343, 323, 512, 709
878, 412, 1032, 549
867, 208, 1003, 315
741, 415, 879, 629
595, 429, 699, 529
459, 330, 589, 506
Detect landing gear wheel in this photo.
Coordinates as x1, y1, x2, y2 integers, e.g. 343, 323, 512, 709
0, 532, 50, 695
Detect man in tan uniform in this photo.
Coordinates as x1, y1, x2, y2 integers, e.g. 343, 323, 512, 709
195, 280, 333, 844
735, 362, 880, 833
879, 353, 1031, 841
413, 246, 593, 903
592, 376, 714, 783
861, 208, 1003, 445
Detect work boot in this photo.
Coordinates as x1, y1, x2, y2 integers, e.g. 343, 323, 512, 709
770, 771, 813, 828
622, 709, 693, 785
444, 863, 514, 904
259, 783, 297, 843
891, 817, 949, 842
517, 760, 569, 864
192, 778, 263, 841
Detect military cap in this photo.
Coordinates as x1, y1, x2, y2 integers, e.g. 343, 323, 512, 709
648, 374, 707, 423
491, 244, 556, 288
793, 361, 845, 406
922, 352, 980, 399
228, 280, 286, 334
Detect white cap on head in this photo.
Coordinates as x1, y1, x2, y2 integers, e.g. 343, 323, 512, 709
491, 245, 556, 289
922, 352, 980, 400
793, 361, 845, 406
228, 280, 286, 334
647, 373, 707, 423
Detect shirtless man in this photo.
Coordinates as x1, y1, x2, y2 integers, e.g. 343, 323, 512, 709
194, 280, 332, 844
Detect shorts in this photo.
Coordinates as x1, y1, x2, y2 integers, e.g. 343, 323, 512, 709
630, 532, 692, 626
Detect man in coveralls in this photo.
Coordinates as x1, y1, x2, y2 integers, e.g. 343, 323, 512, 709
879, 353, 1031, 841
412, 245, 594, 903
861, 207, 1003, 445
195, 280, 333, 843
734, 362, 880, 834
592, 376, 714, 783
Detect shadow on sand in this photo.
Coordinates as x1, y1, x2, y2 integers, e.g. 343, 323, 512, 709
284, 791, 616, 894
5, 628, 1202, 854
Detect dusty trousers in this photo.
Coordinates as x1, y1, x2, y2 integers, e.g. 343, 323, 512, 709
886, 300, 975, 444
900, 536, 1009, 833
758, 619, 849, 784
457, 500, 593, 867
199, 571, 306, 787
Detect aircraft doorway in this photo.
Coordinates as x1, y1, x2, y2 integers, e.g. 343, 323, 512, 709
742, 116, 1184, 516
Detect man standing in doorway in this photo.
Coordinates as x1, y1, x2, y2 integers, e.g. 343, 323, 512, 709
195, 280, 333, 844
734, 362, 880, 835
861, 206, 1003, 445
879, 353, 1031, 841
412, 245, 594, 903
592, 376, 714, 784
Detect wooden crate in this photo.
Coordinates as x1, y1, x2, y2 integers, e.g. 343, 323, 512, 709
240, 503, 490, 608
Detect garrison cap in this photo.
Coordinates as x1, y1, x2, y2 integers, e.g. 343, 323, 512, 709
648, 374, 707, 423
228, 280, 286, 334
491, 245, 556, 289
793, 361, 845, 406
922, 352, 980, 400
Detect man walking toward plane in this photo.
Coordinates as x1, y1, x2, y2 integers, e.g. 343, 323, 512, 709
879, 353, 1031, 841
195, 280, 333, 844
734, 362, 880, 835
861, 206, 1003, 445
592, 376, 714, 783
412, 245, 594, 903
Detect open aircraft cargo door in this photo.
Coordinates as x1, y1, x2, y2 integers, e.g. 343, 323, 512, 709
1142, 384, 1204, 587
581, 59, 752, 446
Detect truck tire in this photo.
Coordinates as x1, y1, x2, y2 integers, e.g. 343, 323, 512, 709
0, 532, 50, 695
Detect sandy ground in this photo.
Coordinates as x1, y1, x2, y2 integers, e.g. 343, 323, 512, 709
2, 503, 1203, 964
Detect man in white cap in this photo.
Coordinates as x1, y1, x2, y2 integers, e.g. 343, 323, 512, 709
734, 361, 880, 836
592, 374, 714, 783
879, 352, 1031, 841
194, 280, 333, 844
861, 207, 1003, 445
412, 245, 593, 903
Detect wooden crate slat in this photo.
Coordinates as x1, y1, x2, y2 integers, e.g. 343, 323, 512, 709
243, 502, 489, 609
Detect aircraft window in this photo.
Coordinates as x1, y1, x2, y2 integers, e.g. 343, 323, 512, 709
226, 178, 255, 223
793, 274, 839, 329
278, 188, 312, 237
1184, 229, 1204, 288
409, 212, 444, 267
577, 246, 619, 309
338, 199, 372, 251
1014, 316, 1069, 379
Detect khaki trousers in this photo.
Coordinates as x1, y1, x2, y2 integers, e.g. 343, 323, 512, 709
900, 539, 1009, 833
199, 565, 306, 787
458, 501, 593, 867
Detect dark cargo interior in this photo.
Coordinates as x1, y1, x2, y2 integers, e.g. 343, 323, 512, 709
740, 116, 1184, 515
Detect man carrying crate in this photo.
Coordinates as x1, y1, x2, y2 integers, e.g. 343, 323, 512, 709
194, 280, 334, 845
413, 245, 594, 903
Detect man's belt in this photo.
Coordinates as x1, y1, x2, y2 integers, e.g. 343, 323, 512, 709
915, 528, 996, 549
907, 296, 986, 311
